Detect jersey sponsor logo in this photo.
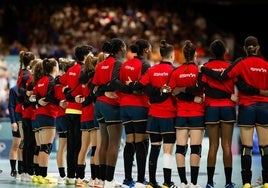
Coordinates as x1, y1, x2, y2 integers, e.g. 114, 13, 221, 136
250, 67, 267, 73
37, 83, 45, 87
212, 68, 225, 72
69, 72, 76, 76
124, 65, 135, 71
179, 73, 196, 78
101, 65, 109, 69
153, 72, 169, 77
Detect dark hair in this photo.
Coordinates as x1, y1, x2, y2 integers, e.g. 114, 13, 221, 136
209, 39, 226, 58
159, 40, 174, 58
42, 58, 58, 75
183, 40, 196, 62
103, 38, 125, 55
74, 45, 94, 62
130, 39, 150, 56
244, 36, 259, 55
18, 51, 35, 74
32, 60, 44, 84
102, 41, 111, 53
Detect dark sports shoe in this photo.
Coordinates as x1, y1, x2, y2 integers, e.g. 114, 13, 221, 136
10, 170, 17, 177
123, 179, 135, 188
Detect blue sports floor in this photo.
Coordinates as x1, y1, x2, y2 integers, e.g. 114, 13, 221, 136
0, 127, 263, 188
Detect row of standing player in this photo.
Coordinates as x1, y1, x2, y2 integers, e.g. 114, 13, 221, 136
7, 35, 268, 188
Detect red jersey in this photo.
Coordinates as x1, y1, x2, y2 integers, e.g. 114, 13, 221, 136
119, 57, 149, 107
168, 63, 204, 117
59, 62, 83, 114
17, 69, 34, 119
139, 61, 176, 118
227, 56, 268, 106
92, 55, 121, 106
80, 83, 94, 123
202, 59, 236, 107
54, 83, 66, 117
34, 76, 58, 118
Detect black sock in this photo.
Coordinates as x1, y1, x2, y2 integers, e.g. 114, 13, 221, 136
18, 161, 23, 174
207, 167, 215, 184
123, 142, 135, 181
191, 166, 199, 185
105, 165, 115, 181
39, 166, 48, 177
135, 140, 148, 182
95, 165, 100, 179
148, 145, 161, 184
177, 167, 188, 184
58, 167, 66, 178
34, 163, 39, 175
76, 164, 86, 179
10, 160, 16, 172
90, 164, 96, 180
224, 167, 232, 185
99, 164, 106, 181
163, 168, 172, 184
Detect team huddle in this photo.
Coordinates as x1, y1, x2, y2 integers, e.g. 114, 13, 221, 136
7, 36, 268, 188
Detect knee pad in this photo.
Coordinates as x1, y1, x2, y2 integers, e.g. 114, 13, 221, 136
163, 153, 172, 169
176, 144, 188, 156
241, 145, 252, 156
259, 145, 268, 156
91, 146, 96, 157
40, 143, 53, 154
190, 144, 202, 157
34, 146, 40, 156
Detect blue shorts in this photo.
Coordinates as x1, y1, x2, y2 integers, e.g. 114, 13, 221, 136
36, 114, 56, 129
175, 116, 205, 129
31, 119, 39, 132
15, 112, 22, 122
56, 116, 67, 133
121, 106, 148, 134
81, 120, 95, 131
120, 106, 148, 123
94, 100, 121, 125
238, 102, 268, 127
205, 106, 236, 124
146, 115, 175, 134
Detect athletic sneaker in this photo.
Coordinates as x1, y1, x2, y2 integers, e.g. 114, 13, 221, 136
32, 175, 39, 183
123, 179, 135, 188
87, 178, 95, 187
189, 183, 202, 188
162, 182, 178, 188
10, 170, 17, 177
178, 183, 189, 188
57, 176, 66, 184
135, 181, 148, 188
76, 178, 89, 187
146, 182, 161, 188
225, 183, 235, 188
104, 179, 123, 188
252, 176, 262, 188
243, 183, 251, 188
94, 178, 104, 188
15, 174, 21, 181
206, 183, 214, 188
66, 177, 76, 185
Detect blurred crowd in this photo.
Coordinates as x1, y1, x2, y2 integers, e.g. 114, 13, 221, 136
0, 1, 237, 117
